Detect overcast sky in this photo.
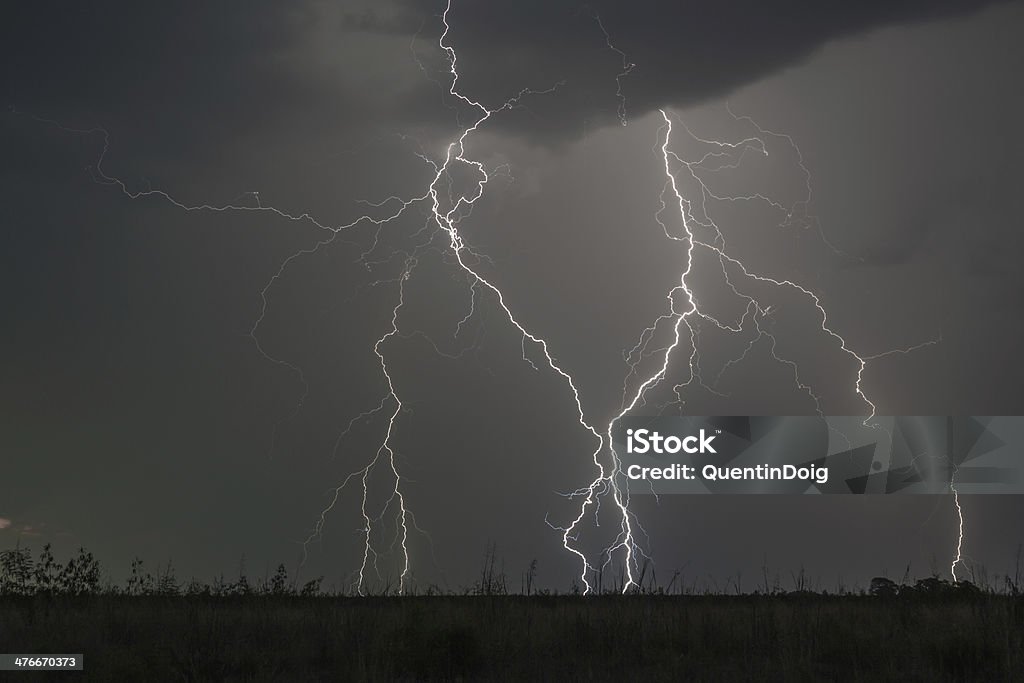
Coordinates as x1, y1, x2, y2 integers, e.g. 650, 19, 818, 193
2, 0, 1023, 592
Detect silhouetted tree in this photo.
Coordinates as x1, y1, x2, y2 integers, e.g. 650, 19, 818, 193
299, 577, 323, 597
954, 580, 982, 596
231, 556, 252, 596
269, 564, 291, 596
185, 577, 211, 597
156, 561, 180, 596
33, 544, 61, 594
869, 577, 899, 599
911, 576, 953, 597
57, 547, 101, 595
0, 544, 34, 595
126, 557, 153, 596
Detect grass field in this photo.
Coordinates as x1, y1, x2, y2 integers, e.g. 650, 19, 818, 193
2, 546, 1022, 680
2, 592, 1022, 681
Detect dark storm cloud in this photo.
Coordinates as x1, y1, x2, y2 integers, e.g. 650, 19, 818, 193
1, 1, 377, 169
1, 2, 308, 94
3, 2, 294, 110
348, 0, 1009, 138
3, 1, 1006, 146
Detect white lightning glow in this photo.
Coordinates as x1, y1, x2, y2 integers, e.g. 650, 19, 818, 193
19, 1, 950, 596
950, 466, 965, 582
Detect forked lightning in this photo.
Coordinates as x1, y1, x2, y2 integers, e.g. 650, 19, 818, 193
20, 0, 956, 593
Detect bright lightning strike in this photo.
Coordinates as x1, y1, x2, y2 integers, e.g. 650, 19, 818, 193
18, 1, 951, 596
585, 108, 944, 593
950, 465, 965, 582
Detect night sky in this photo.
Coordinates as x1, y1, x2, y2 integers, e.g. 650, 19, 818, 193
3, 0, 1023, 592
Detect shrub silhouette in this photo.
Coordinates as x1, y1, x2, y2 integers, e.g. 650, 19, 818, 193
869, 576, 899, 598
0, 544, 33, 595
0, 542, 1020, 602
2, 542, 1022, 680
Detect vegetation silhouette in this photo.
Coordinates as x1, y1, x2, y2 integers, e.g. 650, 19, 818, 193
2, 543, 1022, 680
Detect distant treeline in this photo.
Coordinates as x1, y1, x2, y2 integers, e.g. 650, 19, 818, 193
1, 542, 1021, 598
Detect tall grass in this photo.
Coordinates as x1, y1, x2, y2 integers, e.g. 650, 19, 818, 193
2, 543, 1022, 680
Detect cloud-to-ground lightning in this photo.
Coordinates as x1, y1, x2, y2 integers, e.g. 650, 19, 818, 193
303, 257, 416, 594
950, 466, 965, 582
18, 1, 953, 595
585, 104, 945, 591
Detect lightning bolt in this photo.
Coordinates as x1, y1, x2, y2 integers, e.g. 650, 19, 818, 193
16, 1, 951, 596
303, 257, 416, 594
950, 465, 965, 582
305, 0, 609, 594
589, 107, 944, 593
907, 451, 969, 583
591, 10, 636, 127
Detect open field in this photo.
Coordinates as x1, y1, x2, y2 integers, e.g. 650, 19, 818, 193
1, 593, 1022, 681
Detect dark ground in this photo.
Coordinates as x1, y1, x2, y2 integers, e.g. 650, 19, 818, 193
1, 593, 1022, 681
